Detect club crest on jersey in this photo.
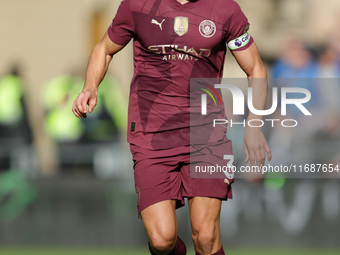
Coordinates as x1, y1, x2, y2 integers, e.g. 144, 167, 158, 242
199, 20, 216, 38
174, 17, 189, 36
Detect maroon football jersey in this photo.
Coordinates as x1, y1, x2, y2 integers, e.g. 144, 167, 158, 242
108, 0, 253, 150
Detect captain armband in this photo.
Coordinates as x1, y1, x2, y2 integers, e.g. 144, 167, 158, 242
227, 33, 251, 50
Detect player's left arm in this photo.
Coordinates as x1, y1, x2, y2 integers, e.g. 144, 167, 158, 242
232, 43, 272, 168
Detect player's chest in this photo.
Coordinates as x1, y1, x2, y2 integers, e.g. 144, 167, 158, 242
133, 12, 225, 55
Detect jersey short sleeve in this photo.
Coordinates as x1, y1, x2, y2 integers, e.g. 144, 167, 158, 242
224, 1, 253, 51
107, 0, 135, 46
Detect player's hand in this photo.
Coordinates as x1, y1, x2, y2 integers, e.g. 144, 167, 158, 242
72, 89, 97, 118
243, 126, 272, 169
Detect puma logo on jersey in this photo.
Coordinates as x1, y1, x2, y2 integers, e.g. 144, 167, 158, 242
151, 19, 165, 30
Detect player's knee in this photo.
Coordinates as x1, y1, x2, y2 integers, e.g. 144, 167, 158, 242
191, 229, 199, 248
192, 225, 217, 251
198, 231, 215, 249
149, 232, 177, 254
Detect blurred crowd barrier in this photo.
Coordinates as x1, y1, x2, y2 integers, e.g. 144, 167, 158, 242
0, 177, 339, 247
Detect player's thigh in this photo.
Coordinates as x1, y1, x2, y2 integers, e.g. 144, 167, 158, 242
141, 199, 178, 244
188, 197, 222, 243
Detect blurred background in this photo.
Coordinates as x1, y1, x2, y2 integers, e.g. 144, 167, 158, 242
0, 0, 340, 254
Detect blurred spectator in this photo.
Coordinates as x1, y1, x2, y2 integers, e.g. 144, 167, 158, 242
270, 33, 322, 117
0, 66, 32, 171
272, 34, 318, 78
316, 39, 340, 140
268, 34, 320, 175
267, 32, 340, 178
40, 73, 128, 172
41, 74, 127, 143
0, 71, 23, 126
317, 42, 340, 78
41, 75, 85, 142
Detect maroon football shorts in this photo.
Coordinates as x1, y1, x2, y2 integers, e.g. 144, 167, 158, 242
130, 137, 234, 214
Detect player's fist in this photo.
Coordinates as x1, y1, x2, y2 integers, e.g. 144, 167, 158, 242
72, 90, 97, 118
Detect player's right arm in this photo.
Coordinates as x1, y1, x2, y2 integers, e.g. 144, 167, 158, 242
72, 32, 125, 118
